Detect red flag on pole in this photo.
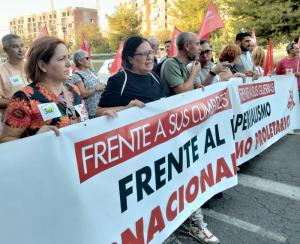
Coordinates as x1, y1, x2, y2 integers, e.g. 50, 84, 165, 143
80, 32, 92, 58
264, 38, 274, 76
198, 2, 224, 40
109, 42, 124, 75
36, 25, 49, 39
169, 27, 181, 57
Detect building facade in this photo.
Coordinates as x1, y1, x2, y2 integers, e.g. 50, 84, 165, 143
9, 7, 97, 47
121, 0, 173, 35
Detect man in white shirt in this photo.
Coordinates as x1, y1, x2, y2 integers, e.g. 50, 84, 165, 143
234, 32, 254, 73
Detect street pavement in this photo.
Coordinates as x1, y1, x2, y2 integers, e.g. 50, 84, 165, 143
164, 134, 300, 244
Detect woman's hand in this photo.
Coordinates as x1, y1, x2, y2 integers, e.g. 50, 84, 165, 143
101, 109, 119, 119
37, 125, 60, 136
126, 99, 145, 109
95, 83, 106, 92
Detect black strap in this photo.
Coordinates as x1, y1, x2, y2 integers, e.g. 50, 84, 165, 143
74, 72, 85, 84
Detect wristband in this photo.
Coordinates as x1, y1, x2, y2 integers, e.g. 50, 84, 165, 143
209, 70, 216, 76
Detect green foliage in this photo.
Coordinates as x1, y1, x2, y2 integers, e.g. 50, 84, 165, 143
75, 24, 110, 53
168, 0, 211, 32
222, 0, 300, 46
153, 29, 171, 43
106, 4, 142, 51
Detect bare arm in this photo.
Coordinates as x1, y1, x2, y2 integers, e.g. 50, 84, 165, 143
0, 125, 26, 143
0, 97, 9, 109
76, 81, 105, 99
173, 61, 202, 94
95, 99, 145, 117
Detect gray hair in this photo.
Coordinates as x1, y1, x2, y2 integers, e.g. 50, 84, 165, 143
148, 37, 159, 46
176, 32, 197, 50
2, 34, 21, 49
286, 42, 297, 53
73, 49, 89, 67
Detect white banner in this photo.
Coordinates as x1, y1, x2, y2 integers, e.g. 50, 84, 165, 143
0, 75, 299, 244
229, 75, 300, 165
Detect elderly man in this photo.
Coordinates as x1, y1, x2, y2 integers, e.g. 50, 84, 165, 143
234, 32, 254, 73
0, 34, 27, 132
276, 41, 300, 99
160, 32, 220, 244
148, 37, 160, 69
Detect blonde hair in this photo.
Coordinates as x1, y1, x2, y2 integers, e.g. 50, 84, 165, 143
252, 46, 265, 67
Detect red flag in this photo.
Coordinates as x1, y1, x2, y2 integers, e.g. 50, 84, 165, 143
80, 32, 92, 58
36, 25, 49, 39
264, 38, 274, 76
109, 42, 124, 75
169, 27, 181, 57
198, 2, 224, 39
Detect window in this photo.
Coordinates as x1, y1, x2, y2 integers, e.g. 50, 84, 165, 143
28, 18, 31, 22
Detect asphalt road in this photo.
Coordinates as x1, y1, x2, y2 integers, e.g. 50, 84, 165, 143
164, 134, 300, 244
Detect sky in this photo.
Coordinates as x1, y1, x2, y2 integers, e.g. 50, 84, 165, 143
0, 0, 119, 38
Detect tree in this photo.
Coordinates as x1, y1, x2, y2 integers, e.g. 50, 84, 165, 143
168, 0, 211, 33
106, 4, 142, 51
75, 24, 110, 53
153, 29, 171, 44
222, 0, 300, 46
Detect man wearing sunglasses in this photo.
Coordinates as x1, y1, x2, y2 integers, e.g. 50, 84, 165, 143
188, 40, 226, 86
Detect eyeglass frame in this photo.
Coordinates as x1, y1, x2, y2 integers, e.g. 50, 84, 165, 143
133, 50, 155, 59
200, 49, 213, 56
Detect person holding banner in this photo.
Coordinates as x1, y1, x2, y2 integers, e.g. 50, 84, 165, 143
160, 32, 220, 244
276, 42, 300, 99
97, 36, 170, 115
0, 37, 90, 142
69, 49, 105, 119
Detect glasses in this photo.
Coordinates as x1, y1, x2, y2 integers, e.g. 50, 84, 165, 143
134, 50, 155, 59
200, 49, 212, 56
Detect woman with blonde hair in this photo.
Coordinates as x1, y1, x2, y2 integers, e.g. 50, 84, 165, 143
251, 46, 265, 76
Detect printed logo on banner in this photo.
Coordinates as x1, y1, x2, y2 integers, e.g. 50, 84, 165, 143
287, 90, 295, 111
238, 81, 275, 104
74, 89, 232, 183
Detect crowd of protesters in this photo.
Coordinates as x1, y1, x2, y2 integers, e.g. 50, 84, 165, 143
0, 31, 299, 243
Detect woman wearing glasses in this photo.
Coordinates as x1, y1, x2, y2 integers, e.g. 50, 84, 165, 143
69, 49, 105, 119
97, 36, 170, 115
0, 37, 89, 142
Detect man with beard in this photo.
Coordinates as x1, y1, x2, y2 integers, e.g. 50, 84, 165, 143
188, 40, 228, 86
0, 34, 27, 133
234, 32, 254, 73
160, 32, 220, 244
160, 32, 202, 94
